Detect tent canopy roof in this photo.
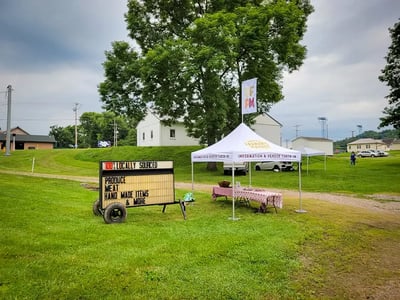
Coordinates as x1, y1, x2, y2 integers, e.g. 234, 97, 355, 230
191, 123, 301, 162
295, 147, 325, 157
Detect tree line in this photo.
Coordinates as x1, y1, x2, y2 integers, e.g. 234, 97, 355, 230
49, 112, 137, 148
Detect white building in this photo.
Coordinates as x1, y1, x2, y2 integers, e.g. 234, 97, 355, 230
347, 138, 388, 152
136, 112, 200, 147
252, 114, 282, 145
137, 112, 283, 147
292, 136, 334, 155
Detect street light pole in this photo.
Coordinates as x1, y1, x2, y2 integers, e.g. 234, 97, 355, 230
318, 117, 327, 138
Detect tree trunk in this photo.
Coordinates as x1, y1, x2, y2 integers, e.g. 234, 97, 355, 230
206, 162, 217, 171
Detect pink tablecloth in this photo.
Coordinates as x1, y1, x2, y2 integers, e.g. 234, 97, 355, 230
212, 186, 283, 211
234, 188, 283, 209
212, 186, 233, 199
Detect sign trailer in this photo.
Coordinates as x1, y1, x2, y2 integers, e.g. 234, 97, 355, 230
92, 160, 189, 224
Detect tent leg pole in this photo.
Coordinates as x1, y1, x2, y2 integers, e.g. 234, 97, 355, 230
191, 163, 194, 192
249, 162, 251, 187
296, 162, 306, 213
229, 167, 239, 220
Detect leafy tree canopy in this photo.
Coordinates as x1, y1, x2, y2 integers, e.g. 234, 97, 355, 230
49, 112, 136, 148
99, 0, 313, 145
379, 19, 400, 132
49, 125, 75, 148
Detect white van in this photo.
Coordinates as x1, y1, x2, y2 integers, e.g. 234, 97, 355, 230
223, 162, 249, 175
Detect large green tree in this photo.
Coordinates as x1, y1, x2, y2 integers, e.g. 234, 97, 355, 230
99, 0, 313, 145
49, 125, 75, 148
379, 20, 400, 131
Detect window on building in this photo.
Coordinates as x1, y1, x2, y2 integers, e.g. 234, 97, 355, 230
366, 144, 370, 149
151, 130, 153, 139
142, 132, 145, 140
170, 129, 175, 138
357, 145, 361, 149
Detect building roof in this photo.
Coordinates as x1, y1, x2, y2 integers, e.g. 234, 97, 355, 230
391, 139, 400, 145
347, 138, 385, 145
254, 113, 283, 127
0, 133, 56, 143
12, 126, 30, 135
292, 136, 333, 142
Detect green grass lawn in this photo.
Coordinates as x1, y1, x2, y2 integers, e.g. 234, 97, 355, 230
0, 148, 399, 299
1, 173, 399, 299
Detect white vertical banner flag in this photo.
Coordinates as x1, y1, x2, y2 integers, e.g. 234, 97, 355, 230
241, 78, 257, 115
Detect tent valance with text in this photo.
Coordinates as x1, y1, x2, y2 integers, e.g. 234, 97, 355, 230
191, 123, 301, 163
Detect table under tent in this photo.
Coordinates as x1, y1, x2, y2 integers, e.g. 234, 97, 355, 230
190, 123, 305, 219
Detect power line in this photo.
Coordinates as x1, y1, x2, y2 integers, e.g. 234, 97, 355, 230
293, 124, 301, 138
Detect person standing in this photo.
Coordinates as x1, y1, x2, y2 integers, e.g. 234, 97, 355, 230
350, 151, 356, 165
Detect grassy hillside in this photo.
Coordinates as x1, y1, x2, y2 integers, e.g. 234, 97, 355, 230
0, 147, 399, 196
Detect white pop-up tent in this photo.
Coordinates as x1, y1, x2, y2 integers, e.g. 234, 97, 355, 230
296, 147, 326, 175
191, 123, 304, 219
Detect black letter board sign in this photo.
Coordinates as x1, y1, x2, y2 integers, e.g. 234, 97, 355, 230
99, 160, 175, 210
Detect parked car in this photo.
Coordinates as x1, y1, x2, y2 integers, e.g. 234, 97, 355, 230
376, 150, 389, 157
357, 150, 378, 157
98, 140, 111, 148
223, 162, 249, 175
254, 161, 294, 172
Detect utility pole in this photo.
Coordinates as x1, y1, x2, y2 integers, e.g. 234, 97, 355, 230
293, 124, 301, 138
4, 85, 12, 156
73, 103, 79, 149
326, 123, 329, 139
113, 120, 118, 147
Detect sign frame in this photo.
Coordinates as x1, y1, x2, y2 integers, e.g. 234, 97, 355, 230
93, 160, 188, 223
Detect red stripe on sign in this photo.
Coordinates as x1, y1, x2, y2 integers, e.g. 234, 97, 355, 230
104, 162, 113, 170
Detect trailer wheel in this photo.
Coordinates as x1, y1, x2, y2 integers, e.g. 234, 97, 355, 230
92, 199, 102, 216
103, 203, 127, 224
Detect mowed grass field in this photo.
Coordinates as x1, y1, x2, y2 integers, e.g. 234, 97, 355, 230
0, 147, 399, 299
1, 146, 399, 196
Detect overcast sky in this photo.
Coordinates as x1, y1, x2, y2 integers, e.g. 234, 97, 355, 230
1, 1, 399, 142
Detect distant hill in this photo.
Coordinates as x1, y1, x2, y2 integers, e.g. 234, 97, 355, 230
334, 128, 399, 151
